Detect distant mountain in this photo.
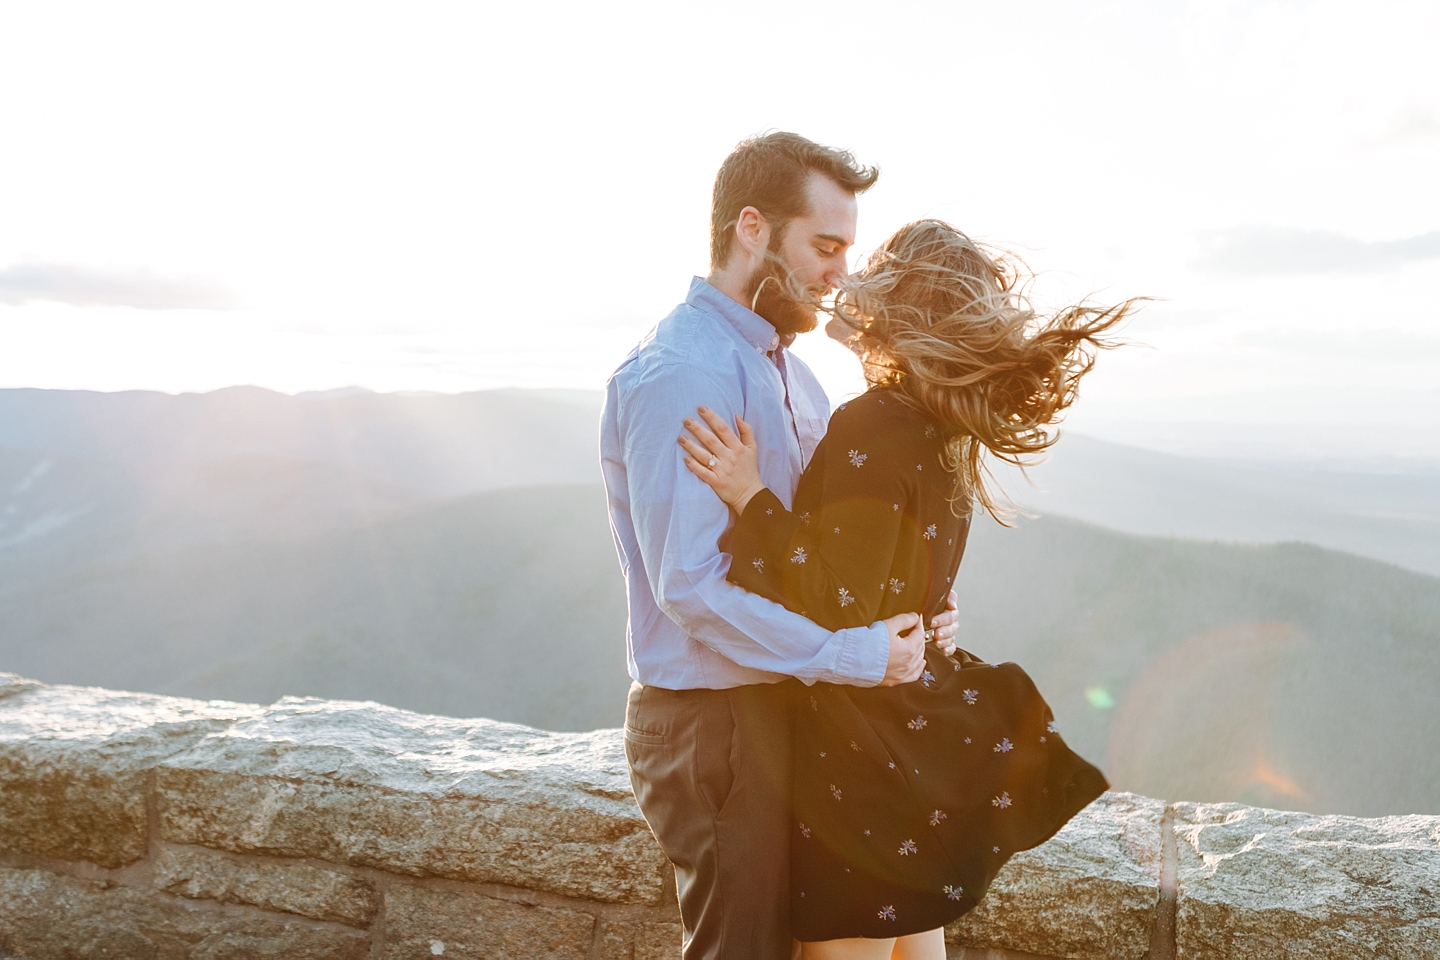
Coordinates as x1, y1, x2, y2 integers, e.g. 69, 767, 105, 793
0, 386, 603, 592
1007, 434, 1440, 577
5, 385, 1436, 576
0, 480, 1435, 818
0, 484, 629, 734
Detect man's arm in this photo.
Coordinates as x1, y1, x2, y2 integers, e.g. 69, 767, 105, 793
618, 364, 890, 685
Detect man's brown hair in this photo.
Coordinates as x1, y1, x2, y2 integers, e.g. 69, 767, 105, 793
709, 132, 879, 269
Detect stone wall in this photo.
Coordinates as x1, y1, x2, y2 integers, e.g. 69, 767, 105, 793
1, 672, 1436, 959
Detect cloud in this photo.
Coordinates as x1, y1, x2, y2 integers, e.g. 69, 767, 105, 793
1195, 227, 1440, 276
0, 261, 235, 310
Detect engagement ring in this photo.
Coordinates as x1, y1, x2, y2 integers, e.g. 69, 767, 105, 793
708, 456, 717, 467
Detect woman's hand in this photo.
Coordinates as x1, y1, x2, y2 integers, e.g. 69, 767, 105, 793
679, 406, 767, 514
929, 590, 960, 656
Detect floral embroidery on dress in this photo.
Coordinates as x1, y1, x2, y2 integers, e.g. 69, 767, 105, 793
848, 449, 868, 467
907, 715, 927, 731
837, 587, 855, 607
751, 557, 765, 572
923, 524, 938, 540
1040, 735, 1048, 743
921, 670, 936, 687
943, 884, 963, 900
799, 822, 811, 838
963, 737, 972, 744
833, 526, 841, 534
810, 696, 819, 711
930, 810, 948, 826
963, 689, 979, 705
993, 846, 1001, 853
819, 751, 827, 758
1047, 720, 1060, 733
994, 738, 1014, 753
850, 740, 862, 752
765, 507, 773, 515
791, 547, 808, 564
800, 511, 811, 526
830, 784, 843, 801
878, 905, 896, 921
916, 463, 923, 471
898, 839, 917, 856
992, 791, 1012, 809
889, 578, 906, 594
864, 829, 871, 836
892, 503, 900, 511
925, 425, 938, 438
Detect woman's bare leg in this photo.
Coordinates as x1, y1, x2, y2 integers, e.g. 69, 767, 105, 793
890, 928, 946, 960
799, 937, 896, 960
797, 925, 944, 960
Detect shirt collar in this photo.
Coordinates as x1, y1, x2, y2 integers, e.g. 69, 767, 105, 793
686, 276, 792, 353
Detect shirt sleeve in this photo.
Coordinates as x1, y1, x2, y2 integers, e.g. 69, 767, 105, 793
615, 363, 889, 686
727, 405, 908, 631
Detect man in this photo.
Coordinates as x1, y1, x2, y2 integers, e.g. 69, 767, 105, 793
600, 132, 960, 960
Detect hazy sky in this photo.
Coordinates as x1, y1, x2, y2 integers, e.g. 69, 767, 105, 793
2, 1, 1437, 455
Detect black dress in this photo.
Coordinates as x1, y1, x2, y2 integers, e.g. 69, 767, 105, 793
727, 386, 1108, 941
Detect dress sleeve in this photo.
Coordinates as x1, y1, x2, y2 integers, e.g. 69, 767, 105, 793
727, 405, 909, 630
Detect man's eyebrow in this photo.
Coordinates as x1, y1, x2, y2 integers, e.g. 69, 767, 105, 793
815, 233, 852, 246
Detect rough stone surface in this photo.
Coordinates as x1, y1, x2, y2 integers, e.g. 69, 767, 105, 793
382, 881, 596, 959
152, 845, 379, 928
597, 919, 684, 960
0, 678, 261, 868
1173, 801, 1440, 960
0, 866, 370, 960
0, 673, 41, 701
946, 792, 1164, 960
156, 696, 668, 904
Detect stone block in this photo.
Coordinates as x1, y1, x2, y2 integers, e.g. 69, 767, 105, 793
382, 881, 595, 959
153, 845, 379, 928
947, 792, 1164, 960
597, 919, 684, 960
0, 680, 261, 868
0, 866, 370, 959
1173, 801, 1440, 959
157, 696, 668, 904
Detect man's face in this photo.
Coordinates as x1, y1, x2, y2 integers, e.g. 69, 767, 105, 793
747, 171, 858, 336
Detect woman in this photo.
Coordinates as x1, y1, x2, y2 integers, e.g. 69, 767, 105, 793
677, 220, 1135, 960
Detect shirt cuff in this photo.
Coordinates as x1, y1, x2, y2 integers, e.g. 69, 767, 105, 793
832, 621, 890, 687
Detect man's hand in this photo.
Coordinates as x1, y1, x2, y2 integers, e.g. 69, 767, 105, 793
929, 590, 960, 656
879, 612, 925, 686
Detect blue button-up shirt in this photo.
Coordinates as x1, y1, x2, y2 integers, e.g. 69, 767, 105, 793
600, 277, 889, 690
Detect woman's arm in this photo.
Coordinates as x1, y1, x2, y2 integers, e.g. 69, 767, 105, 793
682, 403, 908, 631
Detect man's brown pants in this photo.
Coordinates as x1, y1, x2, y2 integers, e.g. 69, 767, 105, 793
624, 680, 796, 960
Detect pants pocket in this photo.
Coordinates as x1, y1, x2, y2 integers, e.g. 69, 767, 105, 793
624, 681, 670, 746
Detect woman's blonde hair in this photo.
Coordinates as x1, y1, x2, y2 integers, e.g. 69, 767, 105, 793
830, 219, 1141, 522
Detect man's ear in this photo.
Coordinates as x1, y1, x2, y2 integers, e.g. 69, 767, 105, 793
734, 206, 771, 259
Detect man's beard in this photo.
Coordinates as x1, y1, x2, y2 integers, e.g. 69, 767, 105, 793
744, 254, 822, 338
